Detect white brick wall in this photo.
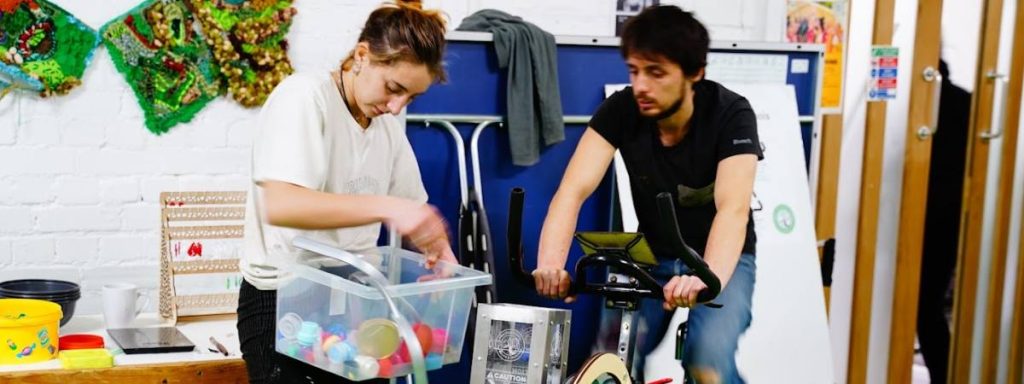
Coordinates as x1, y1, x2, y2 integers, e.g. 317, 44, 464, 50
0, 0, 774, 316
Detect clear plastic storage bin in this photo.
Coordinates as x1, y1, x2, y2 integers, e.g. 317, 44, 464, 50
276, 238, 492, 381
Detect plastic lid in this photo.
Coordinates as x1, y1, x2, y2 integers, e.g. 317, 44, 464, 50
59, 334, 105, 350
0, 298, 62, 327
278, 312, 303, 339
356, 318, 400, 359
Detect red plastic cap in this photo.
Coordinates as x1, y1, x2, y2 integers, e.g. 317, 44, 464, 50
59, 334, 105, 350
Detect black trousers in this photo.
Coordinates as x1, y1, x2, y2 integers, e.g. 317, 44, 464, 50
237, 279, 387, 384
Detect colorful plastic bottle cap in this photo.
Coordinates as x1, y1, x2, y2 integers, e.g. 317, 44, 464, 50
377, 357, 394, 377
296, 321, 321, 347
303, 349, 317, 363
58, 334, 104, 350
327, 324, 346, 336
389, 352, 405, 366
286, 343, 302, 358
322, 335, 342, 351
277, 313, 303, 340
353, 355, 380, 378
394, 341, 410, 363
355, 318, 400, 359
412, 323, 432, 354
430, 328, 447, 354
327, 342, 356, 363
425, 353, 443, 370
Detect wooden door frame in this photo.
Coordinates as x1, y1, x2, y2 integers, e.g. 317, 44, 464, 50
949, 0, 1007, 381
846, 0, 896, 382
982, 0, 1024, 381
883, 0, 944, 381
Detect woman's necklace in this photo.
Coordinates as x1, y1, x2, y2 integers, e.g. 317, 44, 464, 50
335, 71, 369, 127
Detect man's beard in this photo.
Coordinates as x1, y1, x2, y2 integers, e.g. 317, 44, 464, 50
652, 95, 684, 121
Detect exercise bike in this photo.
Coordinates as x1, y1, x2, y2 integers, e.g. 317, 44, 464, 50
505, 188, 722, 384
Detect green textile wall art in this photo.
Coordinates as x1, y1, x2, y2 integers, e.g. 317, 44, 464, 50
101, 0, 224, 134
188, 0, 296, 108
0, 0, 100, 98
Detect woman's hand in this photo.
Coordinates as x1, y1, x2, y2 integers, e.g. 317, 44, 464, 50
384, 200, 455, 269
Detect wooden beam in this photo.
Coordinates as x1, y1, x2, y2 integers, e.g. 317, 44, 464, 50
847, 0, 896, 382
884, 0, 943, 381
981, 0, 1024, 380
949, 0, 1006, 381
0, 359, 248, 384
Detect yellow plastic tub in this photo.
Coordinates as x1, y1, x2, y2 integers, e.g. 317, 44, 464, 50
0, 298, 62, 365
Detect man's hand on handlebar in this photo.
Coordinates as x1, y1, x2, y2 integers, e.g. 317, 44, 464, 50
533, 268, 576, 303
663, 274, 708, 310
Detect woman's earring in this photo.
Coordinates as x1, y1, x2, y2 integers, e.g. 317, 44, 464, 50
354, 63, 361, 75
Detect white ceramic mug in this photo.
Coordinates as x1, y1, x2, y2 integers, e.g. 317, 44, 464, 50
102, 283, 150, 329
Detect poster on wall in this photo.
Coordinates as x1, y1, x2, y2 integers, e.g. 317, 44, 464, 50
614, 0, 659, 36
786, 0, 847, 113
868, 45, 898, 100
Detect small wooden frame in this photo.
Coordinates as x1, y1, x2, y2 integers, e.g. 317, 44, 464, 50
159, 192, 247, 322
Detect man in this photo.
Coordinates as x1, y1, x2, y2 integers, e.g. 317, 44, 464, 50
532, 6, 761, 383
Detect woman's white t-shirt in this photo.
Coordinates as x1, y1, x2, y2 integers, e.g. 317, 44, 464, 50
241, 72, 427, 290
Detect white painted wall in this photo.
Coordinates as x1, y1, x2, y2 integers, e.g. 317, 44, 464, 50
941, 0, 983, 91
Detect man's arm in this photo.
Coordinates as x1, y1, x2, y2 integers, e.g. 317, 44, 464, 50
663, 154, 758, 309
703, 154, 759, 289
535, 128, 616, 300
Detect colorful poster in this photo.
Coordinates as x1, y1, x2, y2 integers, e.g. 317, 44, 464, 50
786, 0, 847, 112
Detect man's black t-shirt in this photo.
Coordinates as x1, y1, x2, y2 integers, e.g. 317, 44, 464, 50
590, 80, 763, 260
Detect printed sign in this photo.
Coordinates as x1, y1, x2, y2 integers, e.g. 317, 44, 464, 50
869, 46, 899, 100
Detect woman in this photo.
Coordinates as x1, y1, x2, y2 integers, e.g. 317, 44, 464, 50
238, 1, 455, 382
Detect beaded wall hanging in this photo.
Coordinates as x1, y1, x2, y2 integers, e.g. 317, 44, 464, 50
187, 0, 296, 108
101, 0, 224, 134
0, 0, 100, 98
